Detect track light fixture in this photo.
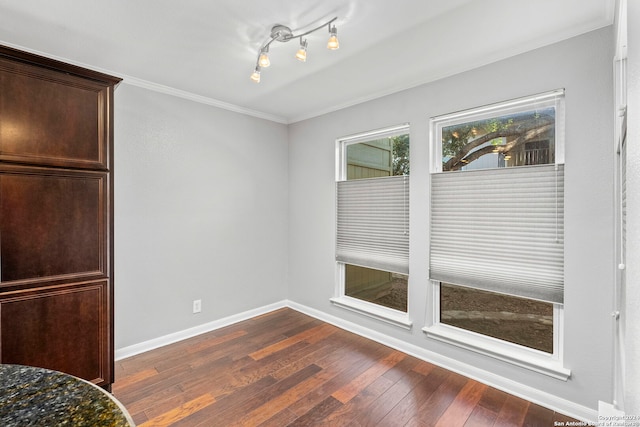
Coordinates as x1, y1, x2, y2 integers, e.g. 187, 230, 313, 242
250, 16, 339, 83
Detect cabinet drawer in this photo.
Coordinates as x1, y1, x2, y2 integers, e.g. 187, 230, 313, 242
0, 280, 111, 386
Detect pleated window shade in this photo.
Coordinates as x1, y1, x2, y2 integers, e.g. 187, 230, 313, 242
336, 175, 410, 274
430, 164, 564, 304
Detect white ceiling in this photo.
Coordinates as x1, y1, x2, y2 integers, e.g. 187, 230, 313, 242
0, 0, 614, 123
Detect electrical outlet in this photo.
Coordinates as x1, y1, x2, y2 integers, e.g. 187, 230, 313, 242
192, 299, 202, 314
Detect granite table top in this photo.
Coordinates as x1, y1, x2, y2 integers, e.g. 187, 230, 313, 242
0, 364, 134, 426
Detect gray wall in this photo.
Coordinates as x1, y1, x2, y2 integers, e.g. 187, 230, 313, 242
288, 27, 615, 409
114, 84, 289, 349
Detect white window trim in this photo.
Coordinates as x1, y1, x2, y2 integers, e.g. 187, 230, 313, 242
423, 280, 569, 380
331, 263, 412, 329
333, 123, 412, 328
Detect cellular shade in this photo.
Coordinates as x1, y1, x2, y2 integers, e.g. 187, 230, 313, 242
430, 164, 564, 304
337, 175, 409, 274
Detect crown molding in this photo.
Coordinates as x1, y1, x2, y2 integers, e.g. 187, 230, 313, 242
120, 76, 288, 124
0, 40, 288, 124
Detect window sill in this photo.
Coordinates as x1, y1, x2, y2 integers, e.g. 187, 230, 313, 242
330, 296, 413, 330
423, 324, 571, 381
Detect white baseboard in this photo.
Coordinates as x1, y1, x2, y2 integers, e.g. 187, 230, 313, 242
115, 299, 598, 423
114, 301, 287, 360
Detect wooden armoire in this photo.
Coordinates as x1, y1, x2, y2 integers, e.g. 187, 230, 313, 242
0, 45, 121, 389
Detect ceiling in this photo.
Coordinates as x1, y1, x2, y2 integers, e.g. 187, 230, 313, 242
0, 0, 614, 123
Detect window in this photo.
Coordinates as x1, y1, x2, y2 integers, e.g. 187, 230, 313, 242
331, 124, 411, 327
426, 91, 569, 379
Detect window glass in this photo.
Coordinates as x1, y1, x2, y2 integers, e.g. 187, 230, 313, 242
434, 92, 564, 172
346, 133, 409, 180
442, 108, 555, 171
440, 283, 553, 353
346, 265, 408, 312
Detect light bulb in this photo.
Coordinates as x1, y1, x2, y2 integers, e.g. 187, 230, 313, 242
327, 25, 339, 50
250, 67, 261, 83
258, 51, 270, 68
295, 39, 307, 62
295, 49, 307, 62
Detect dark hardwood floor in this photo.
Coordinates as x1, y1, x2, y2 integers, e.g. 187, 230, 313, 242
113, 308, 579, 426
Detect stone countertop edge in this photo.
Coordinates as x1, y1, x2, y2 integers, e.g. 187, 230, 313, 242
0, 364, 135, 426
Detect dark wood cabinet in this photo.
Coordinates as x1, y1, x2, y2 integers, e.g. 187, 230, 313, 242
0, 45, 120, 389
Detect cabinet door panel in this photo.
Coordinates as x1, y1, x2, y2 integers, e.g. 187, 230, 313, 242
0, 167, 107, 284
0, 58, 110, 170
0, 281, 110, 385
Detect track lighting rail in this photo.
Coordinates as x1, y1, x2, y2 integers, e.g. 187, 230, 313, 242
250, 16, 339, 83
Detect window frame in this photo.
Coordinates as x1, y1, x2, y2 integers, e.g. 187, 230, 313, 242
331, 123, 412, 329
424, 280, 568, 380
332, 263, 412, 329
424, 91, 570, 380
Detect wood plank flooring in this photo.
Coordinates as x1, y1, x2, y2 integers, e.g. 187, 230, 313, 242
113, 308, 579, 426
